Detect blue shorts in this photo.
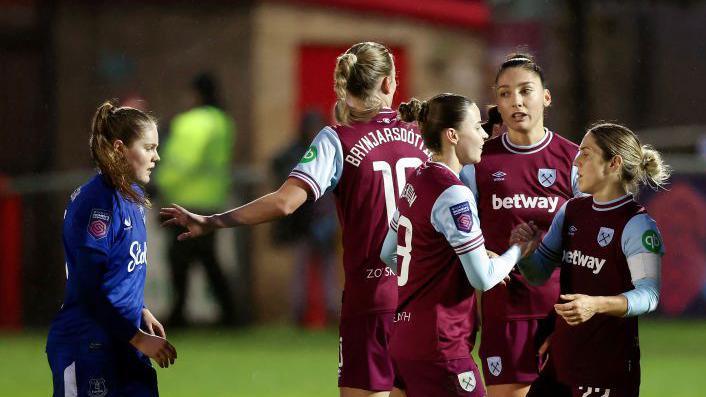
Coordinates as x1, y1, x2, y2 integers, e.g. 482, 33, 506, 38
47, 339, 158, 397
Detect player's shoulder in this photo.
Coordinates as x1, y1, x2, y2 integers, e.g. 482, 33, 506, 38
548, 130, 580, 153
482, 134, 505, 152
68, 175, 118, 215
565, 195, 593, 211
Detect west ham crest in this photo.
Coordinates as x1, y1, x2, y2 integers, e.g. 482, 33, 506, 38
597, 227, 615, 247
87, 377, 108, 397
457, 371, 476, 392
487, 356, 502, 377
538, 168, 557, 187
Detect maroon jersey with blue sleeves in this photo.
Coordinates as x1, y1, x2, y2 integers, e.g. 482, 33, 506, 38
390, 162, 483, 361
290, 108, 430, 318
461, 129, 579, 320
550, 195, 661, 386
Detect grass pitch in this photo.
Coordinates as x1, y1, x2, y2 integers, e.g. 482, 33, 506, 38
2, 319, 705, 396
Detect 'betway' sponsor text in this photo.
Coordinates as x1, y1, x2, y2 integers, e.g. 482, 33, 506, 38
492, 194, 559, 213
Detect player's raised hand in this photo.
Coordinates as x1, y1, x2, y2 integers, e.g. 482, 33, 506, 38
130, 330, 177, 368
160, 203, 214, 240
554, 294, 598, 326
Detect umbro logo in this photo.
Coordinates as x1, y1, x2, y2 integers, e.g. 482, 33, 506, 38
569, 225, 578, 236
492, 171, 506, 182
124, 217, 132, 229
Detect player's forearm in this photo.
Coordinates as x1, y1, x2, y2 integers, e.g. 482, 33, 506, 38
621, 277, 660, 317
517, 252, 557, 286
460, 244, 520, 291
209, 181, 308, 227
592, 295, 629, 317
380, 227, 398, 271
210, 192, 292, 227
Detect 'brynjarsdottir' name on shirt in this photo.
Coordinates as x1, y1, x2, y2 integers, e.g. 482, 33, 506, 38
345, 127, 431, 167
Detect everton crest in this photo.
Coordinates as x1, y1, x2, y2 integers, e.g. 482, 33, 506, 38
87, 377, 108, 397
538, 168, 557, 187
597, 227, 615, 247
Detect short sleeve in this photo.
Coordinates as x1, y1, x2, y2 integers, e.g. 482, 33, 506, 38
622, 213, 665, 257
289, 127, 344, 201
536, 201, 567, 263
459, 165, 479, 201
430, 185, 484, 255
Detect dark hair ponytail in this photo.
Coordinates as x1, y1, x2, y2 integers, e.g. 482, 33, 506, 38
398, 93, 473, 153
494, 52, 546, 86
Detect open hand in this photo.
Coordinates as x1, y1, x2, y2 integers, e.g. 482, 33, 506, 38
160, 204, 213, 240
130, 330, 177, 368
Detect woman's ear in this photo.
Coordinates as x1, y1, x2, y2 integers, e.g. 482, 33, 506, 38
381, 75, 393, 95
445, 128, 459, 145
609, 154, 623, 173
544, 88, 552, 108
113, 139, 125, 153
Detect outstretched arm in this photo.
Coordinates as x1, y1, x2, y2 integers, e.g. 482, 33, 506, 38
161, 177, 309, 240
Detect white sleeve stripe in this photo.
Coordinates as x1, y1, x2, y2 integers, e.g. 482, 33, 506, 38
456, 239, 485, 255
451, 234, 483, 249
289, 170, 321, 200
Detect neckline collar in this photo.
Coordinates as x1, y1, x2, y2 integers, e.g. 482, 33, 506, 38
501, 128, 552, 154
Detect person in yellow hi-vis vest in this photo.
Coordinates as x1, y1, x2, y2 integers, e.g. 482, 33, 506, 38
155, 73, 235, 326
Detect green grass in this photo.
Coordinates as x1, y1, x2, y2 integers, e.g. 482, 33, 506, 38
2, 319, 705, 396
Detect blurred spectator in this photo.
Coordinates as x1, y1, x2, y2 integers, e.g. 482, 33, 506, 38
271, 110, 339, 326
482, 105, 504, 139
155, 72, 236, 326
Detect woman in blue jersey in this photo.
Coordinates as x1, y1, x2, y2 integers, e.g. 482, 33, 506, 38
47, 101, 176, 397
512, 123, 670, 397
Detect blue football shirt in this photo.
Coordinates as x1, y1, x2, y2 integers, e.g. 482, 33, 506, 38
48, 174, 148, 344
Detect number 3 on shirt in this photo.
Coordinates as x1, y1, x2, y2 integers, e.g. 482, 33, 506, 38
373, 158, 423, 223
396, 215, 413, 286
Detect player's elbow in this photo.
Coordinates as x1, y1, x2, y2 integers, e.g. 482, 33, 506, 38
273, 193, 301, 217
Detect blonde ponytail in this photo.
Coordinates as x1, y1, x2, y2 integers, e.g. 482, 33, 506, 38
332, 42, 394, 125
639, 144, 671, 190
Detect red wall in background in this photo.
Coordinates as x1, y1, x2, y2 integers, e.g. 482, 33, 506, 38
297, 44, 409, 125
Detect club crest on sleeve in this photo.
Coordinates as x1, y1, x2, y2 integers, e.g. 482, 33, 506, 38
88, 209, 111, 240
487, 356, 502, 376
538, 168, 557, 187
457, 371, 476, 392
597, 227, 614, 247
449, 202, 473, 233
